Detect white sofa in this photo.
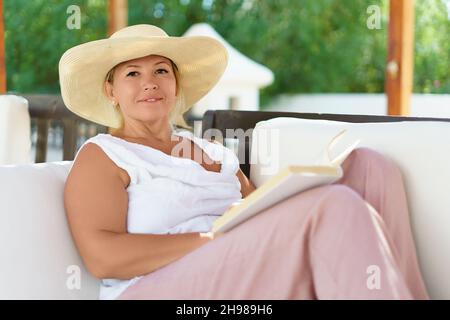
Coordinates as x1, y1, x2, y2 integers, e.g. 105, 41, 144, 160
0, 116, 449, 299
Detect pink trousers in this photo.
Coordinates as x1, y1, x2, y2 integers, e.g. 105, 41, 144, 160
118, 147, 430, 300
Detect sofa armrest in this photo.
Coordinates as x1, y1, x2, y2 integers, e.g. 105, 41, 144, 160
249, 117, 450, 300
0, 161, 100, 299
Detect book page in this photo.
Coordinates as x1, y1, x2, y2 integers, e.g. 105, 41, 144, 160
316, 129, 360, 167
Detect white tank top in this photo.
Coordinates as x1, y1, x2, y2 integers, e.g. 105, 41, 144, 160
73, 130, 243, 299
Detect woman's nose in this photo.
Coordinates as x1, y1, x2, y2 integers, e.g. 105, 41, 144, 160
143, 82, 158, 91
142, 77, 158, 90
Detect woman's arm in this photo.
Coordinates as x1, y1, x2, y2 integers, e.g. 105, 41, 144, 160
64, 143, 214, 280
84, 230, 212, 279
236, 167, 256, 198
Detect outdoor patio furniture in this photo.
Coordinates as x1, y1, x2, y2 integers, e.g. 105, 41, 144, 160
0, 95, 31, 165
0, 109, 449, 299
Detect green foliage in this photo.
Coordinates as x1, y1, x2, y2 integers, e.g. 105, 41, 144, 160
414, 0, 450, 93
4, 0, 450, 106
4, 0, 106, 93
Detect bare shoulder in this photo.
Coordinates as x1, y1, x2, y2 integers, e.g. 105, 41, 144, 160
69, 142, 130, 188
64, 142, 129, 234
70, 142, 114, 171
66, 143, 115, 189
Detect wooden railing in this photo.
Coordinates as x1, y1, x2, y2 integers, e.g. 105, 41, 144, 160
24, 94, 109, 163
24, 94, 200, 163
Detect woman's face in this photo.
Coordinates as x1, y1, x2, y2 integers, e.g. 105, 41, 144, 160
105, 54, 177, 126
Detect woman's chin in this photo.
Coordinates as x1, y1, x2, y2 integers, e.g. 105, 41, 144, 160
134, 112, 170, 123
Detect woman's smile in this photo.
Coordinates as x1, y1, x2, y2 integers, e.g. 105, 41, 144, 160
138, 98, 164, 103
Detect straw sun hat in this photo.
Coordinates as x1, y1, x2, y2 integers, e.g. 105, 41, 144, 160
58, 24, 228, 129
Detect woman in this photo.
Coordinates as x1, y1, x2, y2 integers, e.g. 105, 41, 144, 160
61, 24, 429, 300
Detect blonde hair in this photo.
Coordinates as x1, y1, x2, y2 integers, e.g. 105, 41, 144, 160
105, 59, 192, 133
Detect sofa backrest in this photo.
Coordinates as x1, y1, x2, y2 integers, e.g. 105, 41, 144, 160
249, 117, 450, 300
0, 161, 100, 299
201, 109, 450, 178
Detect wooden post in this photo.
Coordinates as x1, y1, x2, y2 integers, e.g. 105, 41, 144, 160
107, 0, 128, 37
35, 118, 49, 163
0, 0, 6, 94
62, 118, 78, 161
386, 0, 415, 116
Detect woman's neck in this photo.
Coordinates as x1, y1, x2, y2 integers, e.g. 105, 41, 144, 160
112, 123, 175, 145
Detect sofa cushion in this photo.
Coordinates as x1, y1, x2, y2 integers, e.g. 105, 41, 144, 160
249, 117, 450, 300
0, 95, 32, 165
0, 161, 100, 299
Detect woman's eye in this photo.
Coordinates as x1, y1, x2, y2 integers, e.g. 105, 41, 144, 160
156, 69, 168, 74
126, 71, 139, 77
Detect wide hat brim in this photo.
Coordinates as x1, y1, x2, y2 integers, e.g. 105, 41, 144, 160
59, 26, 228, 128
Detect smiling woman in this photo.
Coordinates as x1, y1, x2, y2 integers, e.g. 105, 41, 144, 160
104, 55, 185, 138
105, 55, 180, 142
60, 24, 428, 301
60, 24, 248, 299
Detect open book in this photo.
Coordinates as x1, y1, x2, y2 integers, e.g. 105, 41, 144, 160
211, 129, 360, 233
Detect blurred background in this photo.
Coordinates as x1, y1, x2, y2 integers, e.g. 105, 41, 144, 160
1, 0, 450, 162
